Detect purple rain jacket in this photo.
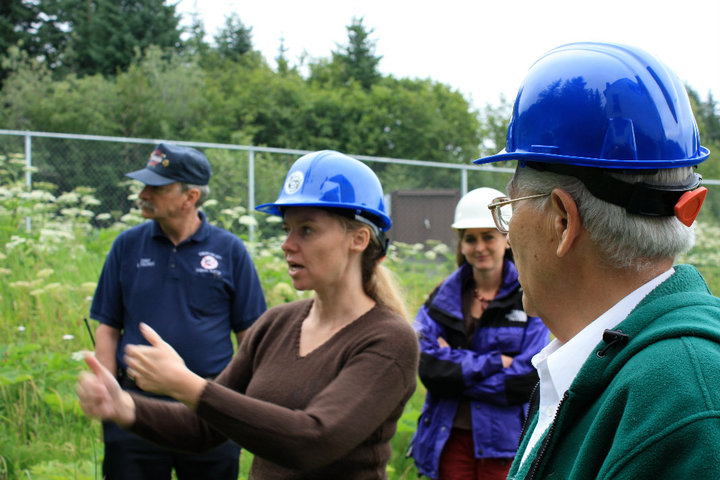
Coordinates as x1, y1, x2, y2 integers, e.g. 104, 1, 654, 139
408, 259, 549, 479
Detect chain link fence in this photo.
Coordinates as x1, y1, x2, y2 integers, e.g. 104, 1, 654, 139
0, 130, 516, 242
1, 129, 720, 289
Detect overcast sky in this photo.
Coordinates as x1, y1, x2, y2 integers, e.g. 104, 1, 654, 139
176, 0, 719, 111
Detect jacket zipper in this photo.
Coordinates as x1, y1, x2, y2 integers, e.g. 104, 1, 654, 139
525, 390, 570, 480
518, 381, 540, 450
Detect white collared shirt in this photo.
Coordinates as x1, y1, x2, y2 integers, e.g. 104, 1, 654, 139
519, 267, 674, 468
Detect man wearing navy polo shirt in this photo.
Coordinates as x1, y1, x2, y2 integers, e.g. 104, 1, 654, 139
90, 143, 267, 480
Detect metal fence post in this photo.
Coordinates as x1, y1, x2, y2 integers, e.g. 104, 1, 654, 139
248, 149, 255, 244
24, 132, 32, 232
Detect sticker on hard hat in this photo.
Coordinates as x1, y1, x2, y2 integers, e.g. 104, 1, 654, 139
284, 171, 304, 195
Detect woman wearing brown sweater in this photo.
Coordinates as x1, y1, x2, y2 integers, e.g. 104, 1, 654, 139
76, 150, 419, 479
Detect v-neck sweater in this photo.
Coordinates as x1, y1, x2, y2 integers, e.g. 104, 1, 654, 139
131, 298, 419, 479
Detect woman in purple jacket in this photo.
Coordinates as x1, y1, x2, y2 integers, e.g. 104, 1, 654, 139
408, 187, 549, 480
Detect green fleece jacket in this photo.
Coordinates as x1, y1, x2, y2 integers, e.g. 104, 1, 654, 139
510, 264, 720, 480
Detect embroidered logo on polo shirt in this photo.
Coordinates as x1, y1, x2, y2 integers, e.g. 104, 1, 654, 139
196, 251, 222, 275
137, 258, 155, 268
200, 255, 219, 270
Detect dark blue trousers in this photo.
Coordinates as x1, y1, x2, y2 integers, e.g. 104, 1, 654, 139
105, 371, 240, 479
103, 436, 240, 480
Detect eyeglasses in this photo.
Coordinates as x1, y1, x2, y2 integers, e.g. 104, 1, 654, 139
487, 193, 551, 233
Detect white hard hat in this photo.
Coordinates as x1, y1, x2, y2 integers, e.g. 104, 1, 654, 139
451, 187, 505, 230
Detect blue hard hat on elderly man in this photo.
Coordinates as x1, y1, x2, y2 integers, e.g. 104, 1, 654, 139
126, 143, 212, 186
475, 41, 710, 227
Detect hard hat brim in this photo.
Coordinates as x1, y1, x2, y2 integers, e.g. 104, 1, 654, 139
474, 147, 711, 169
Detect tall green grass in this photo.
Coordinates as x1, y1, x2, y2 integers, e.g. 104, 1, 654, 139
1, 151, 719, 479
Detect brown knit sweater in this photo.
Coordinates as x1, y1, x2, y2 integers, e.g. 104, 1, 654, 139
131, 299, 419, 479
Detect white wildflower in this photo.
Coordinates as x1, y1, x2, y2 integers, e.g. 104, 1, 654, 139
40, 228, 75, 240
6, 236, 27, 250
60, 207, 80, 217
432, 243, 450, 254
71, 351, 89, 361
81, 195, 101, 206
28, 190, 56, 202
57, 192, 80, 204
238, 215, 258, 227
36, 268, 54, 278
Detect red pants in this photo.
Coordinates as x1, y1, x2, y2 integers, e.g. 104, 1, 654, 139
438, 428, 513, 480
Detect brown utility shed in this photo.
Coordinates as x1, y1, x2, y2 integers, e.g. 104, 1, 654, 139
389, 189, 460, 247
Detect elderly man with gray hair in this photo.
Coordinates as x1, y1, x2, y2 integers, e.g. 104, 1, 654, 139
476, 42, 720, 480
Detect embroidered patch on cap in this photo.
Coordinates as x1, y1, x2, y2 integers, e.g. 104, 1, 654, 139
148, 149, 166, 168
284, 171, 304, 195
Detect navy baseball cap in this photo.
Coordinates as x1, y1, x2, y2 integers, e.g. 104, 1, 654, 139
125, 143, 212, 186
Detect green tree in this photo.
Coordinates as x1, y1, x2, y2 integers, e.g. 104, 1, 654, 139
275, 36, 291, 76
113, 46, 206, 139
1, 0, 185, 79
0, 0, 70, 83
0, 45, 55, 130
0, 45, 119, 134
331, 16, 382, 90
691, 90, 720, 146
67, 0, 183, 76
1, 1, 35, 86
193, 51, 277, 144
0, 1, 33, 55
183, 11, 211, 60
478, 95, 512, 157
213, 12, 254, 62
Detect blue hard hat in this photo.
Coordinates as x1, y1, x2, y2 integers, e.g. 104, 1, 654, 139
475, 42, 709, 169
256, 150, 391, 231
